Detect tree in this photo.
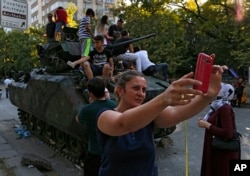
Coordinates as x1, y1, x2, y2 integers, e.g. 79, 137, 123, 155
2, 0, 250, 79
0, 28, 9, 77
0, 26, 45, 77
110, 0, 250, 78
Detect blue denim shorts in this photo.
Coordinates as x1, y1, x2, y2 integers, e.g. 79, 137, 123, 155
55, 22, 66, 32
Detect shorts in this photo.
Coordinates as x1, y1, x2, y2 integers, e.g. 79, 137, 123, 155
80, 38, 92, 57
55, 21, 66, 32
90, 64, 104, 76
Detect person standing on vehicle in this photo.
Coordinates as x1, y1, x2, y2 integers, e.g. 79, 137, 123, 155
113, 31, 166, 75
45, 13, 56, 42
78, 8, 95, 58
134, 46, 168, 81
108, 18, 124, 44
94, 15, 111, 45
54, 6, 68, 41
76, 78, 116, 176
96, 64, 226, 176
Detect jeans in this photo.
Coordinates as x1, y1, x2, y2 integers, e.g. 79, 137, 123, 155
155, 63, 168, 80
143, 63, 168, 81
115, 53, 142, 72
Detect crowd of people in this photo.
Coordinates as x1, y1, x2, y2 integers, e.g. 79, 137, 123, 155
76, 66, 232, 176
40, 7, 247, 176
75, 69, 245, 176
64, 8, 168, 83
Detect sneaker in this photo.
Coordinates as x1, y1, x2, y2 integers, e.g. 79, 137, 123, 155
67, 61, 75, 68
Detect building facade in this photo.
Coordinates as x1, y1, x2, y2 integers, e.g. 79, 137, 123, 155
28, 0, 116, 27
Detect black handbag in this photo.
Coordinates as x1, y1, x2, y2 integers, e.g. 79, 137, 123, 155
211, 108, 242, 152
212, 131, 241, 151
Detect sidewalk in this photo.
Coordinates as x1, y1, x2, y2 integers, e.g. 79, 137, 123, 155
0, 90, 44, 176
0, 136, 44, 176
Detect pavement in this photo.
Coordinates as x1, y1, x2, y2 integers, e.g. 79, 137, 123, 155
0, 89, 44, 176
0, 137, 43, 176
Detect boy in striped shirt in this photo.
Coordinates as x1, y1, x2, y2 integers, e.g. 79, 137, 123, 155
78, 8, 95, 58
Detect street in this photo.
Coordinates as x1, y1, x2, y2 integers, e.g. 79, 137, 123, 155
157, 104, 250, 176
0, 88, 250, 176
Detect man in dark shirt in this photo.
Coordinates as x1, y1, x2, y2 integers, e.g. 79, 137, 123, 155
108, 18, 124, 44
46, 13, 56, 42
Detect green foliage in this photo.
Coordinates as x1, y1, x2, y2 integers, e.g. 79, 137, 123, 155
1, 0, 250, 79
0, 26, 45, 76
113, 0, 250, 78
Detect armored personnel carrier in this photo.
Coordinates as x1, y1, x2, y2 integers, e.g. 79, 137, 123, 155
8, 27, 175, 165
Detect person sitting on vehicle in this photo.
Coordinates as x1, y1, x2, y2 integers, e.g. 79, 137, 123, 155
67, 35, 114, 82
112, 30, 144, 72
113, 31, 168, 80
134, 46, 168, 81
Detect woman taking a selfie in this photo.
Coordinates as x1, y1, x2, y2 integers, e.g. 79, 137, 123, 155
96, 65, 226, 176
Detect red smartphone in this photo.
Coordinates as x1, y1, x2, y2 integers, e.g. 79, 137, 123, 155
193, 53, 214, 93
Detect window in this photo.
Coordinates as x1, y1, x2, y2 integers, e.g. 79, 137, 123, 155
31, 5, 38, 14
105, 0, 114, 3
85, 3, 92, 9
105, 7, 110, 13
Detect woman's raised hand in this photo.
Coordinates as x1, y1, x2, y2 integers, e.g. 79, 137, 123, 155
162, 72, 203, 106
161, 64, 226, 107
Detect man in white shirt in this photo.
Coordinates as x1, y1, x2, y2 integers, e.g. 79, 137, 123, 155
4, 77, 13, 98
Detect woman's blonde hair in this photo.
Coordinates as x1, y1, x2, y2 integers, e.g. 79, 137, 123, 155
96, 15, 108, 34
114, 70, 144, 102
